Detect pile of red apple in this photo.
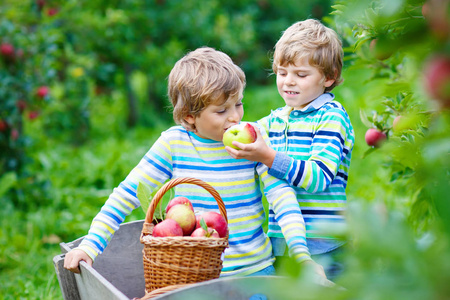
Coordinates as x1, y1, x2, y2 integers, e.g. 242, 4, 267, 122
153, 196, 228, 238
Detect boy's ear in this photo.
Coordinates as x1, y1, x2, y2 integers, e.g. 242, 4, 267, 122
324, 70, 338, 88
324, 77, 335, 88
184, 114, 195, 125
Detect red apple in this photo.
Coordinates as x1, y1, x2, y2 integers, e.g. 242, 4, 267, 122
0, 43, 14, 58
424, 55, 450, 108
37, 0, 46, 10
11, 128, 19, 141
36, 86, 49, 99
16, 100, 27, 113
369, 39, 392, 61
153, 219, 183, 237
28, 111, 40, 120
195, 211, 228, 238
423, 0, 450, 40
365, 128, 387, 147
191, 227, 220, 238
223, 122, 257, 150
166, 204, 196, 236
47, 7, 58, 16
0, 119, 8, 132
392, 116, 403, 132
165, 196, 194, 214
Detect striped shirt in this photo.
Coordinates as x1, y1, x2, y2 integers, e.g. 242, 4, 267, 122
257, 93, 354, 253
76, 124, 310, 276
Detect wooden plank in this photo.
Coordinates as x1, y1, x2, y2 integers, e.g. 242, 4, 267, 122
53, 254, 81, 300
74, 261, 129, 300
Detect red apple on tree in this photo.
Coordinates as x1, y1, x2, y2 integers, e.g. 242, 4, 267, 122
422, 0, 450, 40
424, 55, 450, 108
36, 86, 49, 99
16, 100, 27, 113
153, 219, 183, 237
28, 111, 40, 120
47, 7, 58, 16
36, 0, 46, 10
0, 43, 14, 57
11, 128, 19, 141
223, 122, 257, 150
0, 43, 15, 60
365, 128, 387, 147
0, 119, 8, 132
392, 115, 404, 132
166, 204, 196, 236
195, 211, 228, 238
165, 196, 194, 214
369, 38, 393, 61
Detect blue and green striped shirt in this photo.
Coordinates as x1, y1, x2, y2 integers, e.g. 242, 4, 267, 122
257, 93, 354, 254
77, 124, 311, 276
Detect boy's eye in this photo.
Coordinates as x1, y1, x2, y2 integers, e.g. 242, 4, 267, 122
297, 74, 307, 78
236, 102, 243, 107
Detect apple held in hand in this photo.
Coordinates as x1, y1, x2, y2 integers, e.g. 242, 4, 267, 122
223, 122, 257, 150
166, 196, 194, 214
195, 211, 228, 238
153, 219, 183, 237
166, 204, 196, 236
365, 128, 387, 147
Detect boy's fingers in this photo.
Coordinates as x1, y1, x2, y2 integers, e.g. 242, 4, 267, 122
64, 257, 81, 273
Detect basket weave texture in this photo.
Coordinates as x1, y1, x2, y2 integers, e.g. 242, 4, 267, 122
140, 177, 229, 295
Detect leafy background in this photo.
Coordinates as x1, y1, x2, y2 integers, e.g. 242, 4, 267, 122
1, 0, 449, 299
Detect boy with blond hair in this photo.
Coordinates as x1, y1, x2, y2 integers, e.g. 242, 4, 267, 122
64, 47, 323, 277
226, 19, 355, 279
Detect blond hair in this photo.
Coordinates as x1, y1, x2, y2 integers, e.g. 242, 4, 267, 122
169, 47, 246, 131
273, 19, 343, 92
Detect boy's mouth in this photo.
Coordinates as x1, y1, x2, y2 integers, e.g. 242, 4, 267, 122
285, 91, 299, 95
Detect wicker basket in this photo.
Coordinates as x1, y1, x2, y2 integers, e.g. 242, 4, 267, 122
140, 177, 229, 296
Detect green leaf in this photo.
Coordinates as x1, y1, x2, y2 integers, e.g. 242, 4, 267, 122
137, 181, 152, 215
362, 147, 377, 158
353, 36, 372, 52
360, 109, 374, 128
0, 172, 17, 198
200, 218, 208, 232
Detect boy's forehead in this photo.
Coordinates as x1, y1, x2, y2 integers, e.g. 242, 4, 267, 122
280, 58, 313, 69
213, 89, 243, 105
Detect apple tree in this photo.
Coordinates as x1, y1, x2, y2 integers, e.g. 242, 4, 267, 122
329, 0, 449, 232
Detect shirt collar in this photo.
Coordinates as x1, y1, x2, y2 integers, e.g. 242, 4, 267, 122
274, 93, 335, 121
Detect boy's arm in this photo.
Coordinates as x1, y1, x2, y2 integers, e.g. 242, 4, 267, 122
73, 136, 173, 262
257, 165, 311, 263
269, 109, 354, 193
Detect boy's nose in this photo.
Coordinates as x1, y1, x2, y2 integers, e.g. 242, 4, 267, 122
228, 108, 241, 122
286, 74, 296, 86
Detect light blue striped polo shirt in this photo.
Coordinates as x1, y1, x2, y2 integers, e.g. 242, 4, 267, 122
76, 124, 311, 276
257, 93, 354, 254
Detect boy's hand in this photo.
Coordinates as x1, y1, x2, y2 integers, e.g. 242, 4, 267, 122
64, 249, 93, 274
301, 259, 327, 279
225, 128, 276, 167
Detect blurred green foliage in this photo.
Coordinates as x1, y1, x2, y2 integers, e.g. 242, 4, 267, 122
1, 0, 450, 299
